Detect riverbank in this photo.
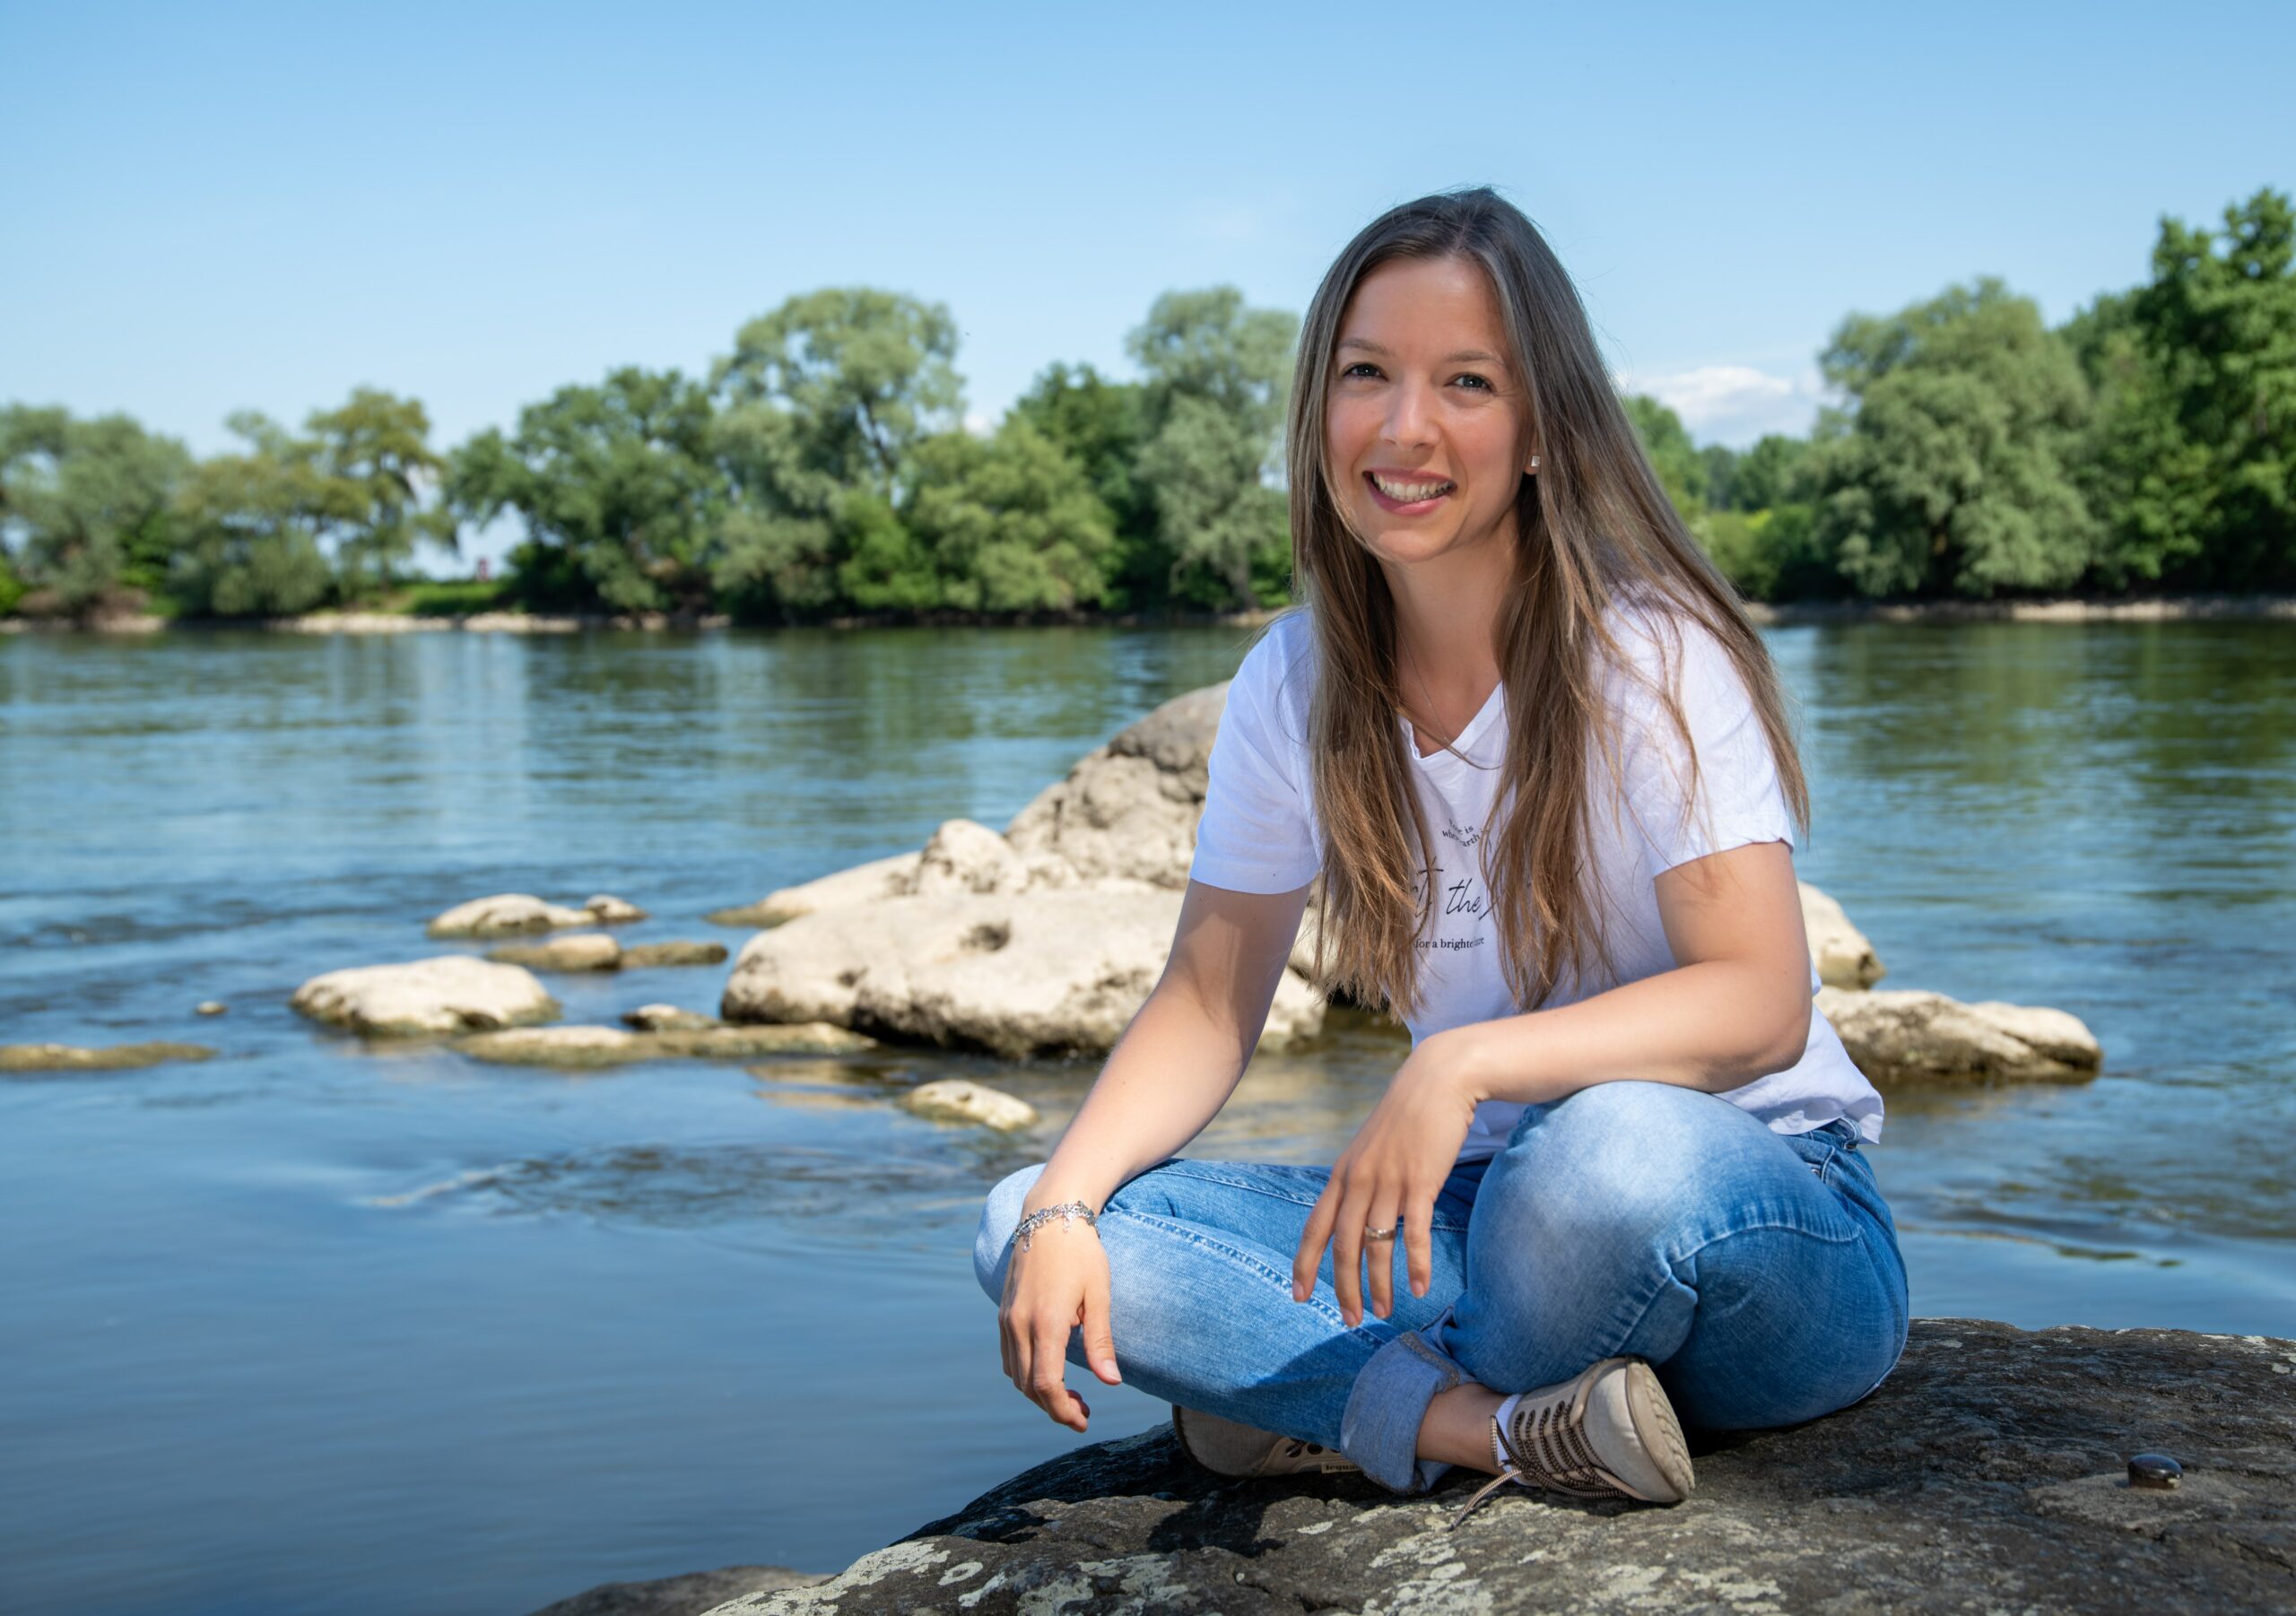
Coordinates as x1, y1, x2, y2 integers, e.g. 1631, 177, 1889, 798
5, 592, 2293, 634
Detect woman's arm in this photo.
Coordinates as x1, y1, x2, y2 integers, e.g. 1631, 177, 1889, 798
1021, 876, 1313, 1217
999, 878, 1309, 1432
1439, 838, 1813, 1107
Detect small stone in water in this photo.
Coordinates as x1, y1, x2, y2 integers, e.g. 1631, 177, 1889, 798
196, 1001, 227, 1016
2127, 1453, 2182, 1490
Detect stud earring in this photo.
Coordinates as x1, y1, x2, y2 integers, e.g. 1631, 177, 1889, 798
1528, 456, 1541, 471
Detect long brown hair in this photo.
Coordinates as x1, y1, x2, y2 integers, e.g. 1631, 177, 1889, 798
1276, 186, 1809, 1021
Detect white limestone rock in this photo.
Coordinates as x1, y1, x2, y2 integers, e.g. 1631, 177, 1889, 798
710, 852, 924, 928
425, 893, 596, 939
1817, 986, 2102, 1083
1800, 882, 1886, 988
1001, 682, 1226, 888
722, 889, 1325, 1060
902, 1080, 1039, 1131
291, 956, 560, 1037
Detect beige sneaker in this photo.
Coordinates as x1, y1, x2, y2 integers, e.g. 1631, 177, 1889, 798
1171, 1404, 1361, 1478
1448, 1357, 1695, 1528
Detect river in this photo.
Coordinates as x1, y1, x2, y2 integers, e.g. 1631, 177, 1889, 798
3, 619, 2290, 1615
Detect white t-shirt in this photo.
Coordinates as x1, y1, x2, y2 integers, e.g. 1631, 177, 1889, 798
1187, 600, 1884, 1164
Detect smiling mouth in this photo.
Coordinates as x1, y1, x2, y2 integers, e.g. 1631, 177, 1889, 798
1366, 471, 1456, 508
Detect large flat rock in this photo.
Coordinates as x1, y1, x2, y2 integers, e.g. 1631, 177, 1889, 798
701, 1320, 2295, 1614
720, 889, 1326, 1060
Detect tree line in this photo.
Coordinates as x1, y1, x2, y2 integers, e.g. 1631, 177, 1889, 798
3, 187, 2288, 622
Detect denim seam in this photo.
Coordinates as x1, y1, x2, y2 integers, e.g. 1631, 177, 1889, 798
1573, 1210, 1861, 1368
1137, 1163, 1474, 1231
1596, 1213, 1884, 1386
1102, 1206, 1397, 1341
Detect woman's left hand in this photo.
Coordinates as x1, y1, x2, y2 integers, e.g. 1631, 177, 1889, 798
1292, 1030, 1488, 1327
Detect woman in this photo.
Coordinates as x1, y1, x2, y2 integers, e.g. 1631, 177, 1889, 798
971, 187, 1908, 1528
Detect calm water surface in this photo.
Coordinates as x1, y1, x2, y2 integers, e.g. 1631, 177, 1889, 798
3, 621, 2292, 1616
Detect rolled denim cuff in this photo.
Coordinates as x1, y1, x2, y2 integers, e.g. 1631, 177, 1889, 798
1339, 1324, 1469, 1494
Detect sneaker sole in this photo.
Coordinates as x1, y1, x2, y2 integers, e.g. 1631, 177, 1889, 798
1613, 1359, 1696, 1502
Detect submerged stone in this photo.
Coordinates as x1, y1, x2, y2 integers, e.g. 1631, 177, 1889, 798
488, 934, 625, 971
621, 941, 729, 969
456, 1022, 874, 1067
1, 1041, 217, 1074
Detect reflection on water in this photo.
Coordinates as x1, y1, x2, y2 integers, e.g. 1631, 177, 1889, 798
375, 1142, 1024, 1248
2, 619, 2291, 1616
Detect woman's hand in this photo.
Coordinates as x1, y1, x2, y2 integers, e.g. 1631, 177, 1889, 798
998, 1215, 1123, 1432
1292, 1031, 1487, 1327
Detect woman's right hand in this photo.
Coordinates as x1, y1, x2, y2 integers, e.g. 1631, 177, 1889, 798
998, 1218, 1122, 1432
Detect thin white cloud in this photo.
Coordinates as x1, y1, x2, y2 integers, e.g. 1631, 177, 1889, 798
1618, 362, 1832, 447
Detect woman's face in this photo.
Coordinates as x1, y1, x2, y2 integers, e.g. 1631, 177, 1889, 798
1326, 253, 1535, 576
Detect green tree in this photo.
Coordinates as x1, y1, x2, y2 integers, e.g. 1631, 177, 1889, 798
1008, 361, 1157, 606
0, 405, 192, 616
1730, 433, 1811, 511
447, 369, 724, 613
1126, 287, 1297, 609
168, 412, 335, 617
305, 388, 456, 597
1699, 442, 1739, 513
714, 287, 964, 506
888, 420, 1118, 613
1623, 395, 1707, 521
1806, 277, 2099, 596
709, 288, 965, 619
1700, 502, 1842, 602
2066, 187, 2296, 589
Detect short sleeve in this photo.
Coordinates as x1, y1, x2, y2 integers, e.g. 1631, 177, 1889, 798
1609, 611, 1797, 876
1187, 634, 1320, 894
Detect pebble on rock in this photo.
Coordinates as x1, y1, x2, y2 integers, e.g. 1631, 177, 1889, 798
2127, 1453, 2183, 1490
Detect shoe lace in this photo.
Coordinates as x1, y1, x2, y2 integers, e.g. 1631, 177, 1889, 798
1448, 1391, 1631, 1529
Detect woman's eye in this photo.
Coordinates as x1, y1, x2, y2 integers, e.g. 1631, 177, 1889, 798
1337, 362, 1492, 389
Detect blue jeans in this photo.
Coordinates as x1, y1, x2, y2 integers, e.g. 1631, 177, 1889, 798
973, 1079, 1909, 1494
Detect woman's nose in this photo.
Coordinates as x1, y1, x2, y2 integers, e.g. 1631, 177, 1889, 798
1383, 379, 1436, 447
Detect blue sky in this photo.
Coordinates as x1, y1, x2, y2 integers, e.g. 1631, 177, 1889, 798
4, 1, 2288, 570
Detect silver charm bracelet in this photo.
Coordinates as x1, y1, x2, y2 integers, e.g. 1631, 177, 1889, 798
1009, 1200, 1100, 1254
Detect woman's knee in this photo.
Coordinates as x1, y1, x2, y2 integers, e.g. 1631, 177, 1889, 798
1484, 1082, 1730, 1242
972, 1161, 1047, 1300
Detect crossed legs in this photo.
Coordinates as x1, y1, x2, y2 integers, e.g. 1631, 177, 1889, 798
976, 1081, 1909, 1494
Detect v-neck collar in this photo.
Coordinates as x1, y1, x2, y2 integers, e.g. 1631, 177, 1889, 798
1400, 680, 1506, 768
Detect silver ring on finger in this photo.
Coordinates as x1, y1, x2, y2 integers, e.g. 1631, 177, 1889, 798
1362, 1220, 1401, 1240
